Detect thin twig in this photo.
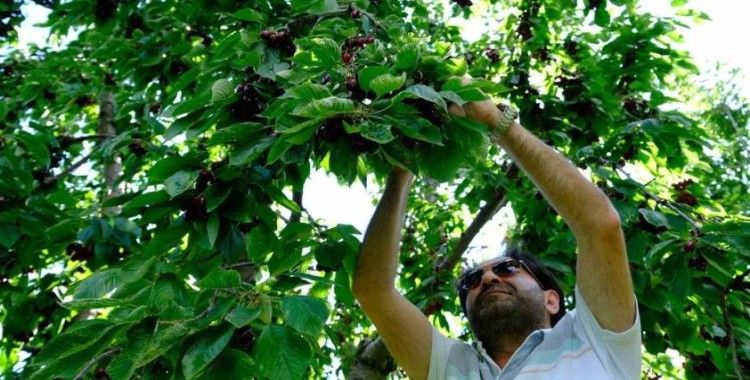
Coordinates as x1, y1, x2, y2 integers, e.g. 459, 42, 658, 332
720, 292, 743, 380
59, 134, 108, 148
73, 348, 120, 380
46, 149, 97, 184
607, 160, 702, 230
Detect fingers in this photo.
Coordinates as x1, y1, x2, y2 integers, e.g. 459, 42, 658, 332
448, 103, 466, 116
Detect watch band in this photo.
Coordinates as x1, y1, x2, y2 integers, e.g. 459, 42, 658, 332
489, 104, 518, 144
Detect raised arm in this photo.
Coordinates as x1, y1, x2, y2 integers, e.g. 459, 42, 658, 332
352, 167, 432, 379
450, 100, 636, 332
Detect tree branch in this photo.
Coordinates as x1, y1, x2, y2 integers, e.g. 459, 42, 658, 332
46, 149, 97, 185
608, 160, 702, 230
73, 348, 120, 380
290, 188, 303, 224
59, 134, 108, 148
720, 292, 743, 380
436, 187, 508, 272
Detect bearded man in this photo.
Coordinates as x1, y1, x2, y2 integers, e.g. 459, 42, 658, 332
352, 83, 641, 379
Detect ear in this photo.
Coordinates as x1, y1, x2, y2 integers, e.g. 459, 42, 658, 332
543, 289, 560, 315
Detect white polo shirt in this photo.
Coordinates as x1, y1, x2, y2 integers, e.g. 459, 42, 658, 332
429, 287, 641, 379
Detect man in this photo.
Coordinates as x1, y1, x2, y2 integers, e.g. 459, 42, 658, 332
351, 85, 641, 379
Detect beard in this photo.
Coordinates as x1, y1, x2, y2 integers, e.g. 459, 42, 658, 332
468, 283, 548, 357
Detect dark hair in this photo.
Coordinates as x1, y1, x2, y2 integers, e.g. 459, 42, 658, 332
456, 245, 567, 327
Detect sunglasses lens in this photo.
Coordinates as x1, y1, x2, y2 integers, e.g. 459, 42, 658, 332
461, 269, 483, 290
493, 259, 520, 276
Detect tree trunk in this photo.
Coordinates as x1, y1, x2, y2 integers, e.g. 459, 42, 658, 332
97, 91, 121, 215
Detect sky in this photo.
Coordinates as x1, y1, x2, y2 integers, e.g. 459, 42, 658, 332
10, 1, 750, 264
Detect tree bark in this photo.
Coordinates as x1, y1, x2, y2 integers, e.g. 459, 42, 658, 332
98, 91, 121, 215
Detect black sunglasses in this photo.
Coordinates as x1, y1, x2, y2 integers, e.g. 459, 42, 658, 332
457, 258, 542, 291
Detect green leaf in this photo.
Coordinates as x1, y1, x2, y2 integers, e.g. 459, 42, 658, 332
288, 83, 333, 101
281, 296, 328, 336
247, 224, 279, 263
313, 242, 348, 270
107, 322, 152, 380
395, 84, 447, 112
225, 305, 262, 328
198, 269, 242, 289
211, 79, 235, 103
594, 3, 610, 26
164, 170, 199, 198
231, 8, 267, 23
357, 66, 389, 93
207, 212, 220, 247
219, 224, 248, 263
0, 224, 20, 248
147, 154, 204, 181
205, 185, 232, 212
230, 136, 275, 165
182, 326, 235, 380
639, 209, 670, 228
207, 122, 265, 146
202, 349, 257, 379
123, 190, 169, 210
144, 223, 190, 256
291, 0, 339, 14
17, 132, 50, 168
72, 269, 123, 299
253, 325, 312, 380
266, 185, 301, 214
138, 322, 196, 366
360, 121, 395, 143
31, 319, 115, 366
291, 97, 354, 118
370, 72, 407, 97
395, 48, 419, 70
298, 37, 341, 67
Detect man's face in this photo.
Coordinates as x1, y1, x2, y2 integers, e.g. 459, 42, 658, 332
464, 258, 546, 316
463, 258, 559, 345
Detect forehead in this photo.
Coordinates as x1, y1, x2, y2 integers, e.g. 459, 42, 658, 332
477, 256, 508, 268
463, 256, 509, 273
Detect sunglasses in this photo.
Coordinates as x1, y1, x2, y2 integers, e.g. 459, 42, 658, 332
457, 258, 542, 291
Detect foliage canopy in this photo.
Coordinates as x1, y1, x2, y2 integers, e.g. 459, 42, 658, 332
0, 0, 748, 379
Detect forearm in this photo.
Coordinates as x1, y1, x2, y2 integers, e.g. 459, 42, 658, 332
498, 121, 620, 236
352, 168, 413, 298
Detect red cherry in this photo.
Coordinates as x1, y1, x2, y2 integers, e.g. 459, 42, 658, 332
684, 240, 696, 252
260, 30, 272, 40
342, 52, 352, 64
346, 76, 358, 89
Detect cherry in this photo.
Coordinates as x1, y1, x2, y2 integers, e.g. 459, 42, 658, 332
195, 169, 215, 191
345, 75, 358, 89
676, 191, 698, 206
342, 51, 353, 64
129, 139, 148, 157
485, 48, 500, 63
683, 239, 696, 252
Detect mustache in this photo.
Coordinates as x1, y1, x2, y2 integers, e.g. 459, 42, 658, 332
476, 283, 515, 303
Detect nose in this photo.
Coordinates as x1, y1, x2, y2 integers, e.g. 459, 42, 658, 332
479, 265, 504, 287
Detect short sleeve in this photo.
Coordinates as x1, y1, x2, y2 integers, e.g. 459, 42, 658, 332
573, 286, 642, 379
429, 327, 458, 380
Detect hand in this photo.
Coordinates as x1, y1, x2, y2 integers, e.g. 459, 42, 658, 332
446, 78, 501, 130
